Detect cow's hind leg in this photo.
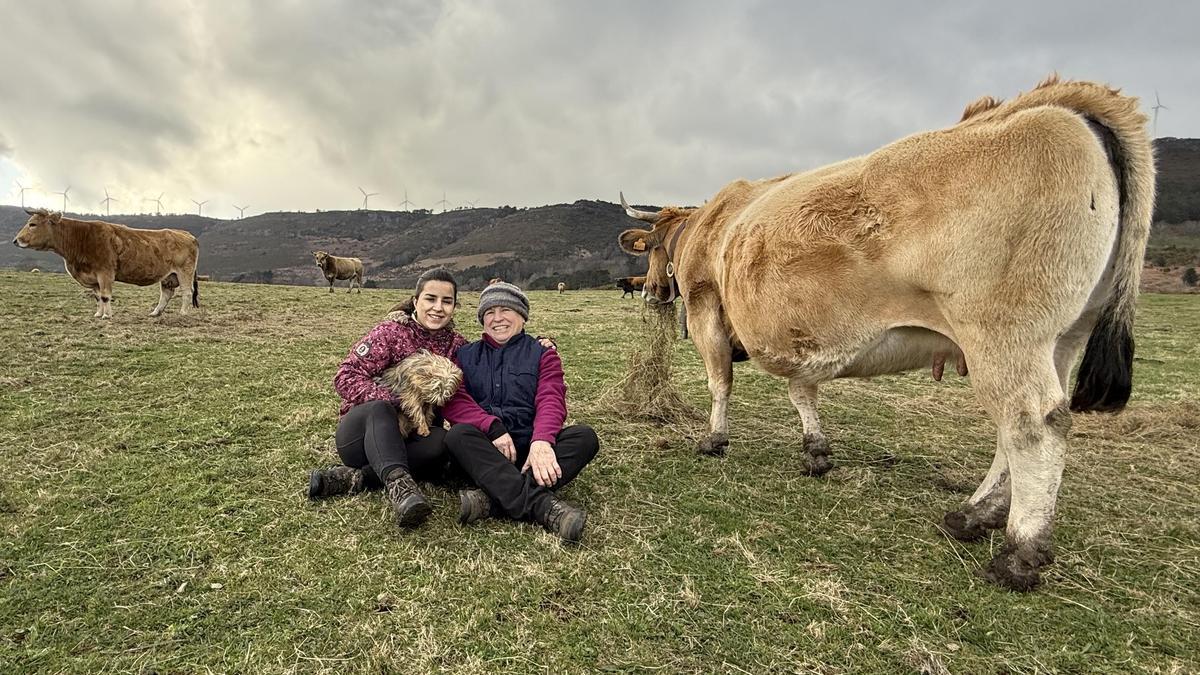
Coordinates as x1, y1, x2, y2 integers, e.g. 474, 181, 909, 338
88, 286, 102, 318
151, 273, 178, 317
941, 439, 1009, 541
786, 379, 833, 476
177, 266, 196, 315
967, 346, 1067, 591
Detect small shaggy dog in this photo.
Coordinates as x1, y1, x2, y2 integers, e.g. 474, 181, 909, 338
379, 350, 463, 437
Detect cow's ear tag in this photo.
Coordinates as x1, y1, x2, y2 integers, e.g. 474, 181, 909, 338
633, 240, 647, 252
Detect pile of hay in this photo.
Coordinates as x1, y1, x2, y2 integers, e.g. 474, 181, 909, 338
598, 302, 704, 428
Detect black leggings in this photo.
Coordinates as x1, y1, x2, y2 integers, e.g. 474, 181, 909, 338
336, 400, 448, 484
445, 423, 599, 520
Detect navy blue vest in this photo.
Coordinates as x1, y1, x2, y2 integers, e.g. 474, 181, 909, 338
456, 331, 546, 450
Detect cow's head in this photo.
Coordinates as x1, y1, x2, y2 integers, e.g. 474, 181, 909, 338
617, 193, 695, 304
313, 251, 329, 267
13, 209, 61, 250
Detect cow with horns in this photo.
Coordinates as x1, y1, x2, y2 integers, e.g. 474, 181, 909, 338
618, 77, 1154, 590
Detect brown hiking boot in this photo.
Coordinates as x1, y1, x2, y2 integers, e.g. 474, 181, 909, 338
384, 470, 432, 528
537, 496, 586, 543
308, 465, 366, 500
457, 488, 498, 525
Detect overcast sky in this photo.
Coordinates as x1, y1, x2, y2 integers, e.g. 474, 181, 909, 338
1, 0, 1195, 219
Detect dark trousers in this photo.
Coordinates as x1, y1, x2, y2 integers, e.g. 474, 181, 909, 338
445, 423, 599, 520
336, 400, 448, 484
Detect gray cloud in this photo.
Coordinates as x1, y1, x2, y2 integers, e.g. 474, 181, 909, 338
0, 0, 1195, 217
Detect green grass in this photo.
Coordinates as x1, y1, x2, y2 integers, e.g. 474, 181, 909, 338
1, 271, 1197, 673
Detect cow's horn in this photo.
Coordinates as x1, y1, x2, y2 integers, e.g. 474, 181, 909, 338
24, 207, 37, 215
620, 192, 661, 223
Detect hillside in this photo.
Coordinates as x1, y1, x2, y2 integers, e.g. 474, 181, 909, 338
3, 137, 1198, 288
0, 201, 649, 290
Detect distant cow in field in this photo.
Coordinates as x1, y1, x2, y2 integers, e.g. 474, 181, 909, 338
12, 208, 200, 319
488, 277, 504, 286
313, 251, 363, 293
616, 276, 646, 298
557, 282, 566, 294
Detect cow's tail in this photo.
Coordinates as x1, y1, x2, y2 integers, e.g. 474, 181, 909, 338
192, 271, 200, 308
1060, 83, 1156, 413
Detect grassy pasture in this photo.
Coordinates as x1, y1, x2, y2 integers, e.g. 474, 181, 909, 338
0, 271, 1197, 673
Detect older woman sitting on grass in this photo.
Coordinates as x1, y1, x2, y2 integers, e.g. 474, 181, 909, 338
445, 282, 600, 543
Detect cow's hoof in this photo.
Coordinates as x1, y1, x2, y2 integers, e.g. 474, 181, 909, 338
697, 433, 728, 457
805, 453, 834, 476
939, 509, 988, 542
802, 434, 833, 476
977, 542, 1053, 592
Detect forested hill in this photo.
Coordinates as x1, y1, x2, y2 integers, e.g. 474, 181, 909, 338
0, 200, 651, 290
3, 137, 1198, 288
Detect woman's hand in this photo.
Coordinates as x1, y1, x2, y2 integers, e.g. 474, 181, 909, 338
522, 440, 562, 487
493, 433, 517, 463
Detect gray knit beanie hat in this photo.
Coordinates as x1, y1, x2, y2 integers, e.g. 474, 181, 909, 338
477, 282, 530, 324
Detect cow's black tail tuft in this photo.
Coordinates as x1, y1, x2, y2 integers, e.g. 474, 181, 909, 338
1069, 308, 1133, 412
192, 272, 200, 308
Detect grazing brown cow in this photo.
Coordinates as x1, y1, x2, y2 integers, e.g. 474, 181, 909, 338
313, 251, 364, 293
615, 276, 646, 298
13, 209, 200, 319
557, 282, 566, 294
618, 77, 1154, 590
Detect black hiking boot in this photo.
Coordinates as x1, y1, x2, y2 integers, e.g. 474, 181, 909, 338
384, 470, 433, 529
457, 488, 500, 525
537, 496, 587, 544
308, 465, 366, 500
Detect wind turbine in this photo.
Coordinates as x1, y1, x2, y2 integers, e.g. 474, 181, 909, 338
233, 204, 248, 219
100, 188, 118, 216
463, 198, 479, 209
55, 186, 71, 213
143, 192, 165, 215
399, 189, 414, 211
358, 187, 379, 210
15, 180, 32, 208
1152, 90, 1168, 137
191, 199, 208, 216
437, 191, 450, 213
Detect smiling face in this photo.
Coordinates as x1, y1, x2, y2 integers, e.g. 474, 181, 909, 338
412, 280, 457, 330
482, 306, 525, 345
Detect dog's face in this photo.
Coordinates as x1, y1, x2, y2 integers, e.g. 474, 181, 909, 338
390, 351, 463, 405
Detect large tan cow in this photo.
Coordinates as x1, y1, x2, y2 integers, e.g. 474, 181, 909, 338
313, 251, 364, 293
618, 77, 1154, 590
13, 209, 200, 319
